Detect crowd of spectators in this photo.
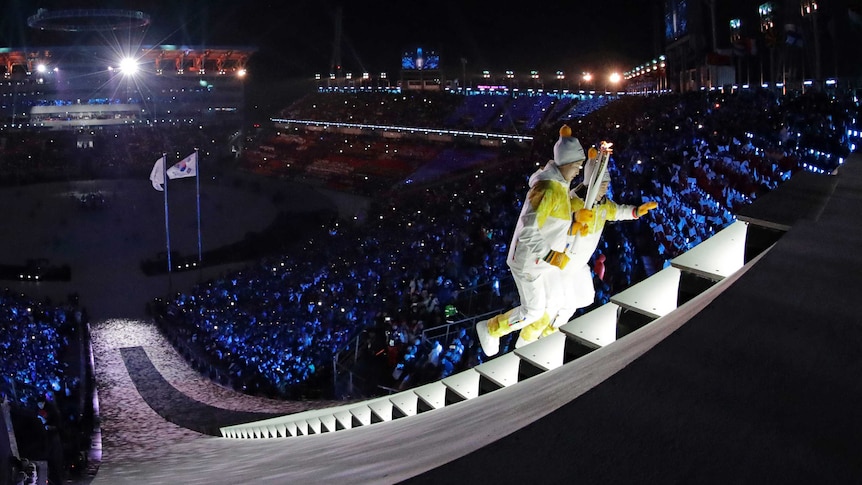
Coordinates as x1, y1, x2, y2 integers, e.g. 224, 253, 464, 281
0, 290, 91, 484
240, 125, 512, 196
279, 89, 600, 135
278, 91, 463, 128
3, 85, 859, 430
158, 86, 860, 400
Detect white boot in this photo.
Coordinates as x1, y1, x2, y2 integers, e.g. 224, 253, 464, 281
476, 319, 499, 356
514, 334, 531, 349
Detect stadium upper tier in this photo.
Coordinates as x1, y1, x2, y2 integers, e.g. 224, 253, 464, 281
0, 46, 252, 129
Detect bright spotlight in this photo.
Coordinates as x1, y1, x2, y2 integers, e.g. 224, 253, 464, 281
119, 57, 138, 75
36, 64, 47, 73
237, 69, 247, 78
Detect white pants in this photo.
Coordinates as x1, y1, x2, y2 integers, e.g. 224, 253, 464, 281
546, 263, 595, 329
506, 263, 555, 332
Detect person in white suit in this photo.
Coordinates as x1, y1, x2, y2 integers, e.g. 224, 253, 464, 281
475, 125, 587, 357
516, 153, 658, 346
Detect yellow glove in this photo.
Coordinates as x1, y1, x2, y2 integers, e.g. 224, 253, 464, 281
569, 208, 594, 236
569, 222, 587, 236
575, 208, 594, 224
543, 250, 570, 269
636, 201, 658, 217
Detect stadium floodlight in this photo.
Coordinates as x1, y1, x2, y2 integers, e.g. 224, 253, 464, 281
119, 57, 138, 75
37, 64, 47, 73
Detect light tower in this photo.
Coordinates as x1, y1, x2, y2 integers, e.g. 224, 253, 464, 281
330, 5, 343, 87
800, 0, 821, 85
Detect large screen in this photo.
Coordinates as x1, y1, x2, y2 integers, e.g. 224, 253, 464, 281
402, 47, 439, 70
665, 0, 688, 41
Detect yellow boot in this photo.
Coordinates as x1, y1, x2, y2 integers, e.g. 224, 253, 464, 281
541, 321, 559, 338
487, 309, 516, 337
477, 310, 517, 356
515, 313, 550, 349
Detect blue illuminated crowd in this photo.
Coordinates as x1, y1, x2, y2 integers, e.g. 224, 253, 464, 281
155, 86, 858, 398
2, 87, 859, 412
0, 291, 88, 484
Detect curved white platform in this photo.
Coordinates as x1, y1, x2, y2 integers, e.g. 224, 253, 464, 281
92, 240, 766, 483
220, 220, 755, 441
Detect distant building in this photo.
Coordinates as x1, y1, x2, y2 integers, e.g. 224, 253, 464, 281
662, 0, 855, 92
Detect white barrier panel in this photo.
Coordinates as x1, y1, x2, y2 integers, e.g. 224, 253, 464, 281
670, 220, 748, 281
560, 302, 621, 348
514, 331, 568, 371
474, 352, 521, 388
389, 391, 419, 418
334, 411, 353, 431
413, 382, 447, 411
220, 401, 359, 437
611, 266, 681, 319
442, 369, 482, 400
349, 405, 372, 427
368, 398, 394, 422
320, 414, 337, 433
285, 421, 297, 438
308, 417, 322, 435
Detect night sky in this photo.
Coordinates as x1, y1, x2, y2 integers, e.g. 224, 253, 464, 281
1, 0, 662, 80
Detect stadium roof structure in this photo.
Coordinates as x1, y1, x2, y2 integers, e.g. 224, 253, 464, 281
0, 45, 254, 77
27, 8, 151, 32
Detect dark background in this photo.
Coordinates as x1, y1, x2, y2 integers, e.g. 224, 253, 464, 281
1, 0, 665, 79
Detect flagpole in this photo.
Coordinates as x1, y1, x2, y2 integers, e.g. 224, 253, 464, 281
163, 152, 172, 274
195, 148, 202, 264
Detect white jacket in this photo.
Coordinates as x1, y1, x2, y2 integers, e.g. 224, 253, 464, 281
507, 161, 573, 271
